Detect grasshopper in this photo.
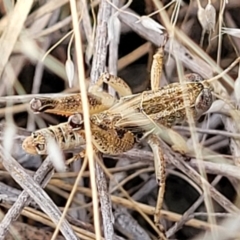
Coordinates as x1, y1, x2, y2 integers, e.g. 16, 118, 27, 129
23, 77, 212, 154
22, 37, 214, 234
22, 40, 213, 156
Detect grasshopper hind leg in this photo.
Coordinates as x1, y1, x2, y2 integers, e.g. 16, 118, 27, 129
148, 134, 167, 239
91, 124, 135, 155
67, 113, 135, 155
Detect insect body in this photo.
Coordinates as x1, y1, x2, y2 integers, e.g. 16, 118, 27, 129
105, 80, 212, 129
21, 39, 214, 238
22, 122, 86, 155
22, 76, 213, 155
22, 33, 214, 157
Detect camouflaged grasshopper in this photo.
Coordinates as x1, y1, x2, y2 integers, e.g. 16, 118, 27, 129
22, 37, 215, 234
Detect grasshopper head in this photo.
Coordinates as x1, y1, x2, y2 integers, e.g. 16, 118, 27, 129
22, 132, 47, 155
195, 81, 213, 116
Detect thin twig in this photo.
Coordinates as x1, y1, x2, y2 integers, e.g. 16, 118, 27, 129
90, 0, 115, 239
69, 0, 101, 239
0, 151, 78, 240
0, 0, 34, 77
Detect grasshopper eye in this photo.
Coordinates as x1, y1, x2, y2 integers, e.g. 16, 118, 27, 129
36, 144, 44, 151
195, 88, 213, 115
35, 143, 46, 154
